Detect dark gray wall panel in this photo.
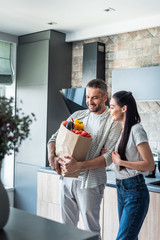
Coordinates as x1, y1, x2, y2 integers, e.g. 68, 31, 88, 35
14, 163, 40, 214
17, 40, 49, 86
15, 30, 72, 214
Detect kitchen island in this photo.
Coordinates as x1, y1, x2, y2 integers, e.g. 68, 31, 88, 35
1, 207, 98, 240
37, 167, 160, 240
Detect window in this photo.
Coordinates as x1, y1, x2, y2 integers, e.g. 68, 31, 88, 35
0, 40, 13, 85
0, 40, 16, 188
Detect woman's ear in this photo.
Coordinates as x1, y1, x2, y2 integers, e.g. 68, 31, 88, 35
122, 105, 127, 113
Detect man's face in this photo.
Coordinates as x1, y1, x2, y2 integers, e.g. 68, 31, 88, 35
86, 87, 107, 114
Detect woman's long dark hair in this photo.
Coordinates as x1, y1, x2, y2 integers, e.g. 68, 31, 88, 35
112, 91, 141, 170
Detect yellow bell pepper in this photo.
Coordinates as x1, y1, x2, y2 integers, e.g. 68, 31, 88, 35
74, 119, 84, 130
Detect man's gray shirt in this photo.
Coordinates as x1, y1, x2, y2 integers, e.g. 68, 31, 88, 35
48, 108, 122, 189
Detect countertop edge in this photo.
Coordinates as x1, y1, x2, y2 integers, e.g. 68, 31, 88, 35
38, 167, 160, 193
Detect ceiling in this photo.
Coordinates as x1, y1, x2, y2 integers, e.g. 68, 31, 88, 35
1, 0, 160, 42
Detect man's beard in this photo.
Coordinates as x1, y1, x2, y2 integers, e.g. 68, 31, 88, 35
88, 104, 102, 113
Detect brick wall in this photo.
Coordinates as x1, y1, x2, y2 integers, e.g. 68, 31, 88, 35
71, 27, 160, 152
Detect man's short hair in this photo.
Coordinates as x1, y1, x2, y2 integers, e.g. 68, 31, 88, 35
86, 79, 107, 95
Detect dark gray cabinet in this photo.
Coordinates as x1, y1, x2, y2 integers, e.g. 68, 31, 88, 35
15, 30, 72, 213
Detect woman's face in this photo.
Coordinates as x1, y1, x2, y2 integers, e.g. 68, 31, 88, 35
108, 97, 126, 124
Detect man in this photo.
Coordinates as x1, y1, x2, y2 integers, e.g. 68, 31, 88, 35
48, 79, 122, 239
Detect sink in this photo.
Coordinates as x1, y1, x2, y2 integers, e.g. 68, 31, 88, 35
148, 180, 160, 186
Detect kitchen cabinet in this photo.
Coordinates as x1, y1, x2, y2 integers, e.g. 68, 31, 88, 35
139, 191, 160, 240
37, 171, 104, 234
103, 187, 119, 240
37, 170, 160, 240
103, 186, 160, 240
37, 171, 61, 222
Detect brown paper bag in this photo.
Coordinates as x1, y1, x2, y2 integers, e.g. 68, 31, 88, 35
55, 123, 92, 178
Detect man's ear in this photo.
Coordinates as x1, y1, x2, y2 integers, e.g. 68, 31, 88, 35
103, 94, 108, 103
122, 105, 127, 112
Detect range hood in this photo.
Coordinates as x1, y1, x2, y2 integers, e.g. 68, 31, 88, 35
60, 88, 87, 114
60, 42, 105, 114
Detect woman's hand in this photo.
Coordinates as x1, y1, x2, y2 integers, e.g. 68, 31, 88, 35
58, 156, 80, 175
100, 148, 107, 155
112, 151, 122, 166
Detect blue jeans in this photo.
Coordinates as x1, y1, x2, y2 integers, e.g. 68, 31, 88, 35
116, 174, 149, 240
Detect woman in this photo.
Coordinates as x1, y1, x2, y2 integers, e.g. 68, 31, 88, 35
108, 91, 155, 240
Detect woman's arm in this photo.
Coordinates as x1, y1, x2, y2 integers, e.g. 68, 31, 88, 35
112, 142, 155, 171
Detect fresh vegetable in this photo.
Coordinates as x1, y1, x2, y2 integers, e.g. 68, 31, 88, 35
62, 119, 91, 138
66, 121, 74, 130
71, 129, 91, 138
62, 120, 68, 126
74, 119, 84, 130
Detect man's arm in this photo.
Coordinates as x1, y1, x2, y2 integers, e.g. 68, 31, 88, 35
48, 142, 61, 174
59, 121, 122, 175
59, 155, 106, 175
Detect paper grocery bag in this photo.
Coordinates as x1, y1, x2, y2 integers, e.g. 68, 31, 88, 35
55, 123, 92, 178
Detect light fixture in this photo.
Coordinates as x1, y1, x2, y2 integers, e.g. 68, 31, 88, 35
104, 7, 116, 12
47, 21, 57, 25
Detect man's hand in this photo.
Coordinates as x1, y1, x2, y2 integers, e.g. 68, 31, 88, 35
58, 156, 80, 175
48, 142, 61, 174
49, 155, 61, 174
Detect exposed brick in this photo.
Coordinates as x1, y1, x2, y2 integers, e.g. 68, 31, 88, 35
72, 48, 83, 57
137, 38, 151, 48
152, 37, 160, 45
72, 42, 83, 50
108, 35, 119, 44
116, 50, 129, 59
143, 46, 159, 56
152, 55, 160, 64
138, 29, 152, 38
128, 49, 143, 58
109, 43, 118, 52
71, 27, 160, 150
71, 79, 82, 88
107, 86, 112, 99
156, 27, 160, 37
72, 64, 82, 72
118, 32, 133, 41
98, 36, 109, 43
140, 56, 152, 66
117, 42, 129, 50
107, 77, 112, 86
148, 28, 158, 37
127, 41, 137, 50
129, 31, 141, 40
72, 71, 82, 81
106, 51, 116, 61
72, 56, 83, 65
108, 60, 121, 69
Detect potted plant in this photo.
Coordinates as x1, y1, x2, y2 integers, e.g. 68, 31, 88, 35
0, 96, 36, 229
